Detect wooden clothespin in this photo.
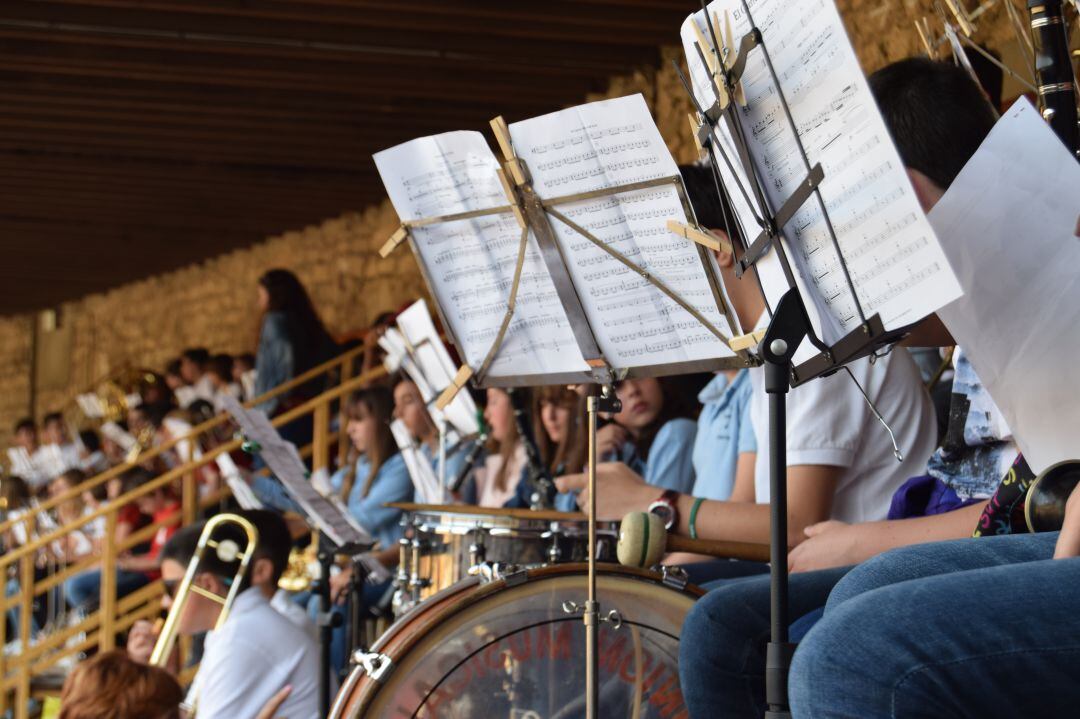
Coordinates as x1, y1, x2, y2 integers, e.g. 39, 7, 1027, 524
435, 365, 474, 411
380, 225, 409, 258
490, 116, 529, 186
667, 219, 733, 254
941, 0, 975, 36
495, 167, 528, 229
728, 328, 766, 352
688, 112, 706, 157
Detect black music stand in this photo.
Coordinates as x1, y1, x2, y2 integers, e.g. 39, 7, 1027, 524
678, 3, 913, 714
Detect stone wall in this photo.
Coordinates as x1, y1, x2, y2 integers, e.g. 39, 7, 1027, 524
2, 1, 1021, 448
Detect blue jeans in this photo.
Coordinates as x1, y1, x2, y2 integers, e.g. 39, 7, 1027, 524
790, 532, 1075, 718
65, 568, 150, 611
679, 565, 852, 718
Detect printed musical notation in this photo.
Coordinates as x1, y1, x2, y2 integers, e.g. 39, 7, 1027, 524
374, 131, 588, 379
681, 0, 961, 342
374, 96, 739, 383
509, 94, 735, 368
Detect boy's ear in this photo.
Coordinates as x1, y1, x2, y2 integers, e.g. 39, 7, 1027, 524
712, 247, 735, 269
249, 556, 276, 589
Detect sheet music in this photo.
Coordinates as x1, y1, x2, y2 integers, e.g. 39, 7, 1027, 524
221, 397, 373, 549
390, 419, 443, 504
374, 131, 589, 381
214, 452, 263, 510
682, 0, 963, 345
393, 300, 480, 438
930, 99, 1080, 474
508, 94, 736, 367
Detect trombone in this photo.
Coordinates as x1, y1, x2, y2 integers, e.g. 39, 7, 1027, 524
150, 513, 259, 714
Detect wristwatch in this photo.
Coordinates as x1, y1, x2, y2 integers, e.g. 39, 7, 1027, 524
647, 489, 680, 531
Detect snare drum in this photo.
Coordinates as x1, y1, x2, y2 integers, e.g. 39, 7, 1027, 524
391, 503, 619, 613
331, 563, 701, 719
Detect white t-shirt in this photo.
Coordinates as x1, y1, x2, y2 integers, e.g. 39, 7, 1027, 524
188, 587, 319, 719
749, 347, 937, 523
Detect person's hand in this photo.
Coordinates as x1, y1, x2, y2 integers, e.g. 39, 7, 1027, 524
127, 619, 160, 664
330, 565, 354, 605
256, 685, 292, 719
554, 462, 656, 521
595, 424, 629, 459
1054, 484, 1080, 559
788, 520, 860, 573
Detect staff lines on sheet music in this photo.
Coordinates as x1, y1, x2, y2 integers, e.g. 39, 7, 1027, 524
531, 139, 652, 171
528, 122, 645, 154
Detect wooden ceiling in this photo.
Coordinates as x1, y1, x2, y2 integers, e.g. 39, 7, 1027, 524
0, 0, 694, 314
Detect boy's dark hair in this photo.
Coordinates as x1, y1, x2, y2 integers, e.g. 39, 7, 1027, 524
678, 163, 743, 247
235, 353, 255, 370
60, 467, 87, 485
180, 348, 210, 367
14, 418, 36, 435
205, 354, 233, 381
868, 57, 997, 190
164, 359, 182, 377
79, 430, 101, 453
121, 467, 155, 494
43, 412, 63, 427
160, 510, 292, 590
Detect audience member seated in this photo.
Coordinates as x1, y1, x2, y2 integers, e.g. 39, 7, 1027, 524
65, 473, 180, 612
206, 353, 243, 412
233, 353, 257, 401
534, 385, 582, 478
127, 510, 318, 719
178, 347, 214, 407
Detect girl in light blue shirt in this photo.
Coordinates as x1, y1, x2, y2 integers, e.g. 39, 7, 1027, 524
329, 387, 413, 549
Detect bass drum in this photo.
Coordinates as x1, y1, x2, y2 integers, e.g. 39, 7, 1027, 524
332, 563, 702, 719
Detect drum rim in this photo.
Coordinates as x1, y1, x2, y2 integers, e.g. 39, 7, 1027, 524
334, 563, 703, 718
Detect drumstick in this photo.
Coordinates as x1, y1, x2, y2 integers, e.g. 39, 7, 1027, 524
617, 512, 770, 568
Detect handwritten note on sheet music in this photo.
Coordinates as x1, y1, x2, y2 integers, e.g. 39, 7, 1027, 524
682, 0, 962, 344
509, 94, 736, 367
374, 132, 588, 381
931, 99, 1080, 474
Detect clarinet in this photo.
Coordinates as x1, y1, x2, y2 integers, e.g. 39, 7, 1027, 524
507, 387, 556, 510
448, 428, 487, 494
1028, 0, 1079, 154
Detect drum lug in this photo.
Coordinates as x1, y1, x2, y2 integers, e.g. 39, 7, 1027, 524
352, 650, 394, 683
659, 565, 689, 591
498, 561, 529, 587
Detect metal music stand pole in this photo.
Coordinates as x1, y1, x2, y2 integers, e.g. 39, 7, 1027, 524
585, 385, 620, 719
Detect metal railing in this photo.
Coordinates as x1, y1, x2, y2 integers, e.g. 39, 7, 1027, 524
0, 351, 386, 718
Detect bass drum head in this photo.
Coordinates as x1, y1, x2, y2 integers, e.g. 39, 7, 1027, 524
333, 564, 701, 719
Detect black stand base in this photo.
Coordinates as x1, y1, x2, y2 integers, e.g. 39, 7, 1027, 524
315, 534, 339, 719
761, 289, 811, 717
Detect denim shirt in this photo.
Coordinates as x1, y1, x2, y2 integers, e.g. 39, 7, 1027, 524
691, 370, 756, 501
255, 312, 294, 415
329, 453, 412, 549
420, 439, 479, 504
554, 417, 698, 511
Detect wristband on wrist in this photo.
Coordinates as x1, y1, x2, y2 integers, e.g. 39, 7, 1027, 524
689, 497, 705, 540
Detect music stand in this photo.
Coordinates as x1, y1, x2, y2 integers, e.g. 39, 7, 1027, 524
377, 100, 759, 718
677, 2, 939, 714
